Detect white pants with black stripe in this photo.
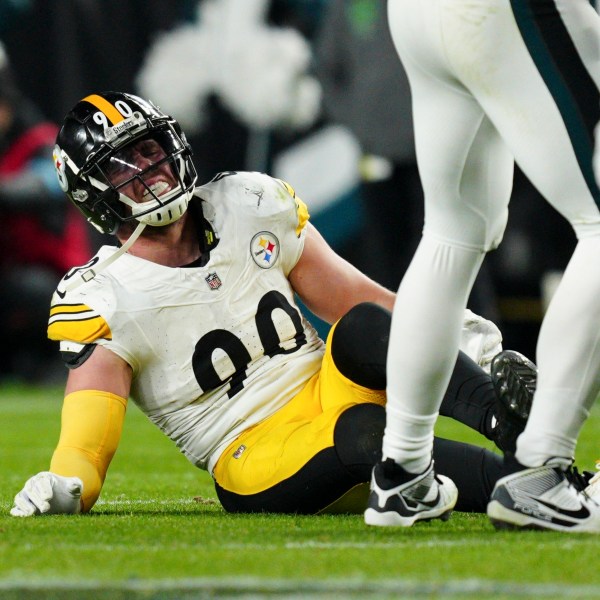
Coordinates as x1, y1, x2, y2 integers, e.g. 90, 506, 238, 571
383, 0, 600, 471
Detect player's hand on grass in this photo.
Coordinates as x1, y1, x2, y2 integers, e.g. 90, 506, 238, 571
10, 472, 83, 517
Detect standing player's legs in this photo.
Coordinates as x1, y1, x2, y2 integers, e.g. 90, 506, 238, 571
492, 0, 600, 469
382, 104, 513, 474
461, 1, 600, 463
366, 0, 515, 526
445, 0, 600, 530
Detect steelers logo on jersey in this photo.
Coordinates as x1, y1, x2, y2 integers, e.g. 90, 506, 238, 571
250, 231, 280, 269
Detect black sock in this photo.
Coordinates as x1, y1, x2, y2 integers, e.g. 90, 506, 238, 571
440, 351, 497, 439
433, 437, 503, 512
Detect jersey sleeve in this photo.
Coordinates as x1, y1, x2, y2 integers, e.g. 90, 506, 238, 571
268, 175, 310, 274
202, 171, 311, 275
48, 300, 112, 345
47, 272, 115, 364
232, 171, 310, 273
275, 177, 310, 239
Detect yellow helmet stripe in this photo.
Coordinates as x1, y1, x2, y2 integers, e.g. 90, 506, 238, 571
82, 94, 125, 125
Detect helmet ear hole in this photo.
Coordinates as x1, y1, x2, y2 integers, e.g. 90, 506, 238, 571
96, 187, 119, 205
90, 187, 124, 228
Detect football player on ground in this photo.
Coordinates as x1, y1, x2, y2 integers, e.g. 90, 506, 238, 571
11, 92, 534, 518
367, 0, 600, 532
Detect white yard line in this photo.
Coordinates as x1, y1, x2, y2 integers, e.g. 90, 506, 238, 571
0, 577, 599, 598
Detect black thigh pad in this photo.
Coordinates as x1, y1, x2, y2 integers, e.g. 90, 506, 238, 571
334, 402, 385, 479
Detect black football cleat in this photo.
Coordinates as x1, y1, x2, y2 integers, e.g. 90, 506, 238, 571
490, 350, 536, 454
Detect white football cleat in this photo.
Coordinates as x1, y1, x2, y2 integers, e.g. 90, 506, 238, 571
488, 458, 600, 533
364, 459, 458, 527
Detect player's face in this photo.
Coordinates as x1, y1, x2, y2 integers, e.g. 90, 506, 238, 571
104, 138, 178, 203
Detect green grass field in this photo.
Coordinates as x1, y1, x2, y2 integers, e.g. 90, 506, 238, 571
2, 382, 600, 599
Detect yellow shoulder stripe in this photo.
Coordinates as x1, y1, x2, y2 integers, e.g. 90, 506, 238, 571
48, 303, 112, 343
281, 180, 296, 198
275, 178, 310, 237
50, 303, 95, 317
48, 318, 112, 343
295, 196, 309, 238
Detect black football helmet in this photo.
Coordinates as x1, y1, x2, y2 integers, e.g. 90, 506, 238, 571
53, 91, 197, 234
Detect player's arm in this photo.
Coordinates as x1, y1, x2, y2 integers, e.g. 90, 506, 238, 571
290, 223, 501, 368
11, 345, 132, 516
289, 222, 395, 323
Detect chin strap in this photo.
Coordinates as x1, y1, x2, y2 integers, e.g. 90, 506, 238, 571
63, 221, 147, 293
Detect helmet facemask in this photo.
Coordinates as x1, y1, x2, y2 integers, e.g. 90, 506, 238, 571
82, 123, 197, 230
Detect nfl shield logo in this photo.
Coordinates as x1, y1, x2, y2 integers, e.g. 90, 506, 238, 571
205, 272, 222, 290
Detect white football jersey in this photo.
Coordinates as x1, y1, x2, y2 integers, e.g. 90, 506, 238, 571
48, 172, 325, 472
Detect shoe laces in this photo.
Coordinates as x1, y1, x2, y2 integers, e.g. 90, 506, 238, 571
583, 461, 600, 493
565, 465, 591, 492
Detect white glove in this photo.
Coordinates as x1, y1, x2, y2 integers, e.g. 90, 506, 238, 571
10, 472, 83, 517
459, 309, 503, 374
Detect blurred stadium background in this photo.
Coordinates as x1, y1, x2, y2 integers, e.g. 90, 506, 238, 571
0, 0, 580, 384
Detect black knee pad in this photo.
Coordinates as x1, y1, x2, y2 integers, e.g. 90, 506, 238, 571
331, 302, 391, 389
333, 403, 385, 479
